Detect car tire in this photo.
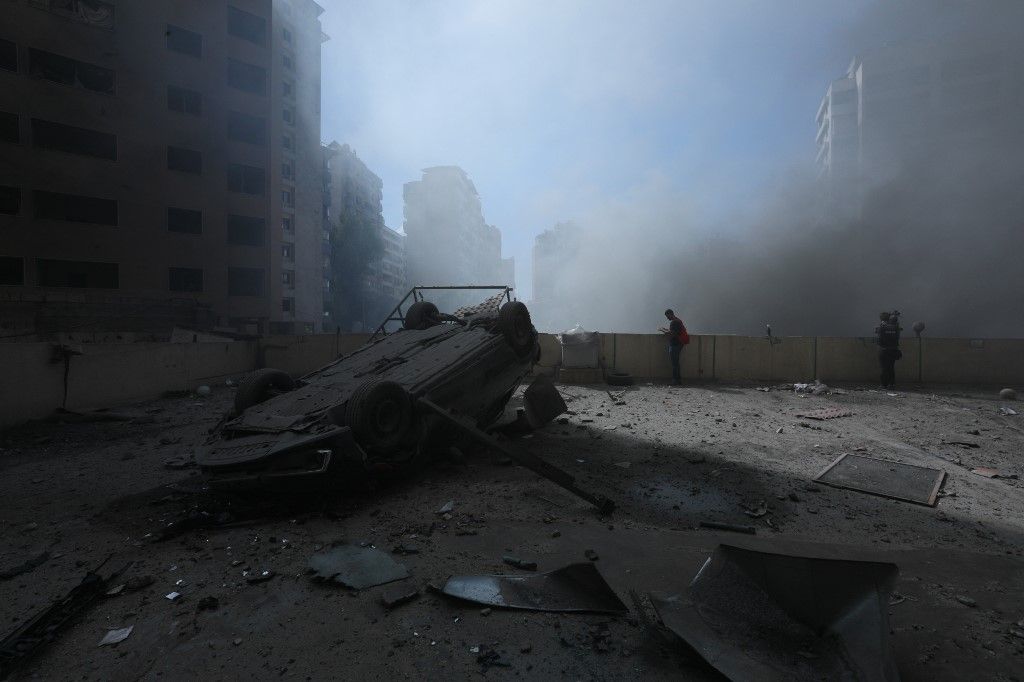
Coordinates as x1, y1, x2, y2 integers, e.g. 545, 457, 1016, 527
498, 301, 535, 356
404, 301, 440, 330
345, 379, 414, 454
234, 368, 295, 413
606, 371, 633, 386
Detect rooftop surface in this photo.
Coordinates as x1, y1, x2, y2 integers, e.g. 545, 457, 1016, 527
1, 382, 1022, 679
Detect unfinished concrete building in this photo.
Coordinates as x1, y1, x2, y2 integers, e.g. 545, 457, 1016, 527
402, 166, 514, 307
0, 0, 326, 339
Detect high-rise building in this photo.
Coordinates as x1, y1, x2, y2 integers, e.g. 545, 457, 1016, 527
402, 166, 514, 308
322, 141, 402, 331
0, 0, 326, 339
816, 36, 1023, 216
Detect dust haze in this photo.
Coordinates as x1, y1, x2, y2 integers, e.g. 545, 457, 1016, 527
520, 0, 1024, 338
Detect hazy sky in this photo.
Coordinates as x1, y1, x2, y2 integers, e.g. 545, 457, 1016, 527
319, 1, 908, 299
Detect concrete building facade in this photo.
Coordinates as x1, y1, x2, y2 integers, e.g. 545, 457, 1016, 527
0, 0, 326, 338
322, 141, 403, 331
816, 36, 1024, 216
403, 166, 515, 308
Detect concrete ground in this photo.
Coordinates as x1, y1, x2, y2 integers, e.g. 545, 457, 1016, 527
1, 381, 1022, 681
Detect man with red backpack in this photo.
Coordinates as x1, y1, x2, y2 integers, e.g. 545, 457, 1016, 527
659, 308, 690, 385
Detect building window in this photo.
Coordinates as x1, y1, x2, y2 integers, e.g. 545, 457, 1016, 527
34, 190, 118, 225
282, 28, 293, 44
169, 267, 203, 292
167, 85, 201, 115
0, 112, 18, 143
166, 24, 202, 57
167, 146, 202, 174
282, 133, 294, 150
282, 216, 293, 233
282, 243, 294, 260
0, 256, 24, 286
282, 81, 294, 98
282, 108, 294, 125
228, 6, 267, 45
167, 207, 202, 234
227, 163, 265, 195
28, 48, 115, 94
29, 0, 115, 29
227, 214, 265, 246
227, 58, 266, 95
227, 111, 266, 146
282, 270, 295, 285
282, 297, 294, 312
37, 258, 118, 288
281, 189, 294, 207
0, 39, 17, 72
0, 186, 21, 215
281, 161, 293, 179
31, 119, 116, 159
282, 54, 293, 71
228, 267, 263, 296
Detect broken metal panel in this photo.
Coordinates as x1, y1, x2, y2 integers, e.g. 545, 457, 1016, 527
308, 545, 410, 590
522, 375, 567, 429
439, 562, 628, 614
0, 563, 128, 679
814, 453, 945, 506
650, 544, 899, 682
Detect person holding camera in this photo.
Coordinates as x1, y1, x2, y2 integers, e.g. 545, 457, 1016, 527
876, 311, 902, 389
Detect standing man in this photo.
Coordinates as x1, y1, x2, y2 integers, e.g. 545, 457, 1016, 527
659, 309, 689, 385
876, 311, 902, 389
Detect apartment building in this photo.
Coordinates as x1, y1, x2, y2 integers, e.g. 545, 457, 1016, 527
0, 0, 325, 338
816, 35, 1023, 216
403, 166, 515, 309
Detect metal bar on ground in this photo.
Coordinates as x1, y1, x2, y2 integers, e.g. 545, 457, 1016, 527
417, 398, 614, 514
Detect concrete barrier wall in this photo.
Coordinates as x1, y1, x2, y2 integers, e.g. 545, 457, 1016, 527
2, 332, 1021, 430
0, 341, 259, 429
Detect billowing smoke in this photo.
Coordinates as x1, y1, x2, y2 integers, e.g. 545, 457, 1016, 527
531, 1, 1024, 338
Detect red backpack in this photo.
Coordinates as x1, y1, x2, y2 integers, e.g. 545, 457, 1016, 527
676, 317, 691, 345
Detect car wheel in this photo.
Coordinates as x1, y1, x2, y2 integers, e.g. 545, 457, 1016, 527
498, 301, 535, 356
234, 368, 295, 413
404, 301, 440, 330
345, 380, 414, 454
606, 371, 633, 386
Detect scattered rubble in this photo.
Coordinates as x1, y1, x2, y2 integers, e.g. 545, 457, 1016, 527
97, 626, 133, 647
439, 563, 628, 614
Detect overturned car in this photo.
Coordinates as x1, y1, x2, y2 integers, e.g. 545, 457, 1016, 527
197, 287, 611, 511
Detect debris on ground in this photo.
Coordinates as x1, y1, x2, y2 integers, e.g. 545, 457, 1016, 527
308, 545, 410, 589
814, 453, 946, 507
970, 467, 1001, 478
955, 595, 977, 607
97, 626, 134, 647
584, 549, 600, 561
436, 500, 455, 515
244, 569, 275, 584
797, 407, 853, 420
381, 584, 420, 609
944, 440, 980, 449
502, 556, 538, 571
742, 500, 768, 518
650, 544, 899, 681
0, 562, 129, 678
999, 388, 1017, 401
794, 380, 830, 395
1000, 406, 1018, 416
699, 520, 756, 535
438, 562, 628, 614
